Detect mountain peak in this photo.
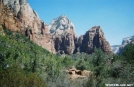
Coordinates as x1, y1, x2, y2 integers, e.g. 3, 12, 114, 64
49, 15, 76, 36
74, 26, 111, 54
60, 15, 67, 18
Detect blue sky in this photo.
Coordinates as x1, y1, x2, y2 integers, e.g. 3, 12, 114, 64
28, 0, 134, 45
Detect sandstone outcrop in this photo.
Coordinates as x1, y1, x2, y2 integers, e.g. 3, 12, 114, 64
65, 66, 92, 79
49, 15, 77, 54
0, 0, 112, 54
1, 0, 55, 53
75, 26, 111, 54
54, 33, 76, 54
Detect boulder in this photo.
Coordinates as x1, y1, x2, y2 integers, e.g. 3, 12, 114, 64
65, 66, 92, 80
81, 70, 92, 77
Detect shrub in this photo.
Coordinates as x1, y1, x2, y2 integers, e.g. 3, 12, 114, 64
76, 59, 87, 70
0, 65, 47, 87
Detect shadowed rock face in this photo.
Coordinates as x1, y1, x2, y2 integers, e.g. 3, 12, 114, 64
75, 26, 111, 54
54, 33, 76, 54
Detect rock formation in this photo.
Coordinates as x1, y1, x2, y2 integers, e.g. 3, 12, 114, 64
49, 15, 77, 54
49, 15, 76, 36
0, 0, 112, 54
75, 26, 111, 54
65, 66, 92, 80
118, 36, 134, 54
1, 0, 55, 53
111, 36, 134, 54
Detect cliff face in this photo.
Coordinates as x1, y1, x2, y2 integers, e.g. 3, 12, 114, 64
1, 0, 55, 53
75, 26, 111, 54
49, 15, 76, 36
49, 15, 77, 54
0, 0, 112, 54
54, 33, 76, 54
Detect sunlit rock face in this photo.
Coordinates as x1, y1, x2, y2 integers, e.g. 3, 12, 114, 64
75, 26, 111, 54
49, 15, 76, 36
1, 0, 55, 53
49, 15, 77, 54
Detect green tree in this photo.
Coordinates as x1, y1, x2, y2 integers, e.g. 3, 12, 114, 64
62, 56, 73, 67
122, 44, 134, 63
76, 59, 87, 70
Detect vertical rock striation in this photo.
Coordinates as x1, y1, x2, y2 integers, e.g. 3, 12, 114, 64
49, 15, 77, 54
75, 26, 111, 54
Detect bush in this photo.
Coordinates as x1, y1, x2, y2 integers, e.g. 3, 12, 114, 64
0, 65, 47, 87
76, 59, 87, 70
62, 56, 73, 67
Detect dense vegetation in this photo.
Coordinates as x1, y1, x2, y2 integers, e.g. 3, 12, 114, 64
0, 26, 75, 87
0, 26, 134, 87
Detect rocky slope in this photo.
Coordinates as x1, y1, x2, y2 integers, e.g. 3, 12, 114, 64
75, 26, 111, 54
1, 0, 55, 53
